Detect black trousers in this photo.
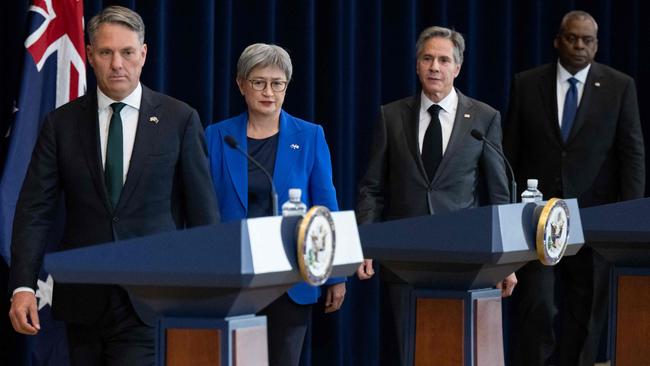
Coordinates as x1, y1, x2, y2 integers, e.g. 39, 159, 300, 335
259, 293, 313, 366
66, 287, 154, 366
509, 246, 610, 366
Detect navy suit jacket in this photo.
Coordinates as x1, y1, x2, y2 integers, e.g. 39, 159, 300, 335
9, 85, 220, 324
205, 110, 344, 305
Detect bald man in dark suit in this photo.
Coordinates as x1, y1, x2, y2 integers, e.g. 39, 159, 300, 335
504, 10, 645, 366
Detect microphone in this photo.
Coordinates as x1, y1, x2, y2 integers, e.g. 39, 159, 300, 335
224, 135, 279, 216
470, 129, 517, 204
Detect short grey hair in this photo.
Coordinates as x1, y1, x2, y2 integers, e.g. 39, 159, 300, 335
415, 26, 465, 65
87, 6, 145, 45
236, 43, 293, 81
558, 10, 599, 35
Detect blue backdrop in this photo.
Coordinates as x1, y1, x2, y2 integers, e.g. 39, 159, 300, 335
1, 1, 648, 365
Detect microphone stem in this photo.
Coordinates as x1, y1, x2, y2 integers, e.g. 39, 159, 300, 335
227, 137, 279, 216
272, 192, 278, 217
481, 137, 518, 204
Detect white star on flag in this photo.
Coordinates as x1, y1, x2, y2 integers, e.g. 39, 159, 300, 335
36, 274, 54, 310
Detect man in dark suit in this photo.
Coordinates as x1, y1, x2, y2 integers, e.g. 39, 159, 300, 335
356, 25, 517, 364
357, 26, 513, 224
8, 6, 219, 365
504, 10, 645, 366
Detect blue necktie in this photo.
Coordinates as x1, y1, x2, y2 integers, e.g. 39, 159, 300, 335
105, 102, 126, 209
561, 77, 578, 142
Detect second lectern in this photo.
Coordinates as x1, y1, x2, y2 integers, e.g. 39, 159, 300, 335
360, 201, 584, 366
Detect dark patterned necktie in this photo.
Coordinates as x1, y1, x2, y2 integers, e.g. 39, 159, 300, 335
422, 104, 443, 182
105, 102, 126, 209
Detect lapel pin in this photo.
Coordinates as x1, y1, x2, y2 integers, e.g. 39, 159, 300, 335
464, 113, 471, 118
290, 144, 300, 150
594, 82, 601, 87
149, 116, 159, 124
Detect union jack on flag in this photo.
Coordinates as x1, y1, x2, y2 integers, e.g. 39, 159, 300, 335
26, 0, 86, 106
1, 0, 85, 264
0, 1, 86, 364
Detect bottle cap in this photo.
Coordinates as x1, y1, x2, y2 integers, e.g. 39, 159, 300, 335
526, 179, 538, 189
288, 188, 302, 200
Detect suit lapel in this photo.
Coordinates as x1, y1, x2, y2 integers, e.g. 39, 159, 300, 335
78, 92, 113, 212
273, 111, 301, 197
538, 64, 563, 142
432, 90, 473, 184
566, 63, 601, 143
223, 113, 249, 210
116, 86, 160, 211
401, 96, 429, 183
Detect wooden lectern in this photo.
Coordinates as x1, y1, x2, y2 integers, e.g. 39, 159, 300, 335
359, 201, 584, 366
581, 198, 650, 366
45, 211, 363, 366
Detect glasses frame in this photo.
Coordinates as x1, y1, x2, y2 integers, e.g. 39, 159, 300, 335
247, 79, 289, 92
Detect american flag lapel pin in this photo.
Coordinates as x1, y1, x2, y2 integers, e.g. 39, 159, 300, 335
149, 116, 159, 124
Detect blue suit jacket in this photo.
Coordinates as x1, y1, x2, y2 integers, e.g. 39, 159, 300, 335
205, 110, 344, 304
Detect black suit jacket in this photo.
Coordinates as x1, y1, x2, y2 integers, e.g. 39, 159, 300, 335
356, 90, 510, 224
503, 62, 645, 207
9, 85, 220, 324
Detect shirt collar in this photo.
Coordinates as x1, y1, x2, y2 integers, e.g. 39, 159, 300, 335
420, 87, 458, 113
557, 61, 590, 85
97, 83, 142, 111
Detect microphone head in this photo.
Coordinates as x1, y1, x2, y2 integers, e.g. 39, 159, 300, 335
470, 129, 484, 141
224, 135, 239, 149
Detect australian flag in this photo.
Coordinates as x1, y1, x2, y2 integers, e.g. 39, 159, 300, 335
0, 0, 85, 364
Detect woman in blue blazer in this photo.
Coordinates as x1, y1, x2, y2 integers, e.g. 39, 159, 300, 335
205, 43, 346, 366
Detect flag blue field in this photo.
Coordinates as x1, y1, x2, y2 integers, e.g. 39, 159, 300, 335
0, 1, 85, 364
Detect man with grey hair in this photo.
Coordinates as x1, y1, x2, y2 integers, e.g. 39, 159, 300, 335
356, 25, 516, 364
8, 5, 219, 364
504, 10, 644, 366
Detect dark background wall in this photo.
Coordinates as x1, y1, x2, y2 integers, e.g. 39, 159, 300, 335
1, 1, 648, 365
2, 0, 648, 210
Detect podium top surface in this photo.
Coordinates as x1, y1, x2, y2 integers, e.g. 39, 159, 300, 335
44, 211, 362, 288
581, 198, 650, 243
359, 200, 584, 265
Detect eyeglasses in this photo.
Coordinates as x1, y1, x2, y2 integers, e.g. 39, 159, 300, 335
248, 79, 288, 92
560, 33, 597, 46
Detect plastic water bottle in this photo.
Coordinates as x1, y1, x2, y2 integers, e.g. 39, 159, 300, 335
282, 188, 307, 216
521, 179, 543, 203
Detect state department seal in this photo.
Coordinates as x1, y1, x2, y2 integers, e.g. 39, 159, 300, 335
296, 205, 336, 286
536, 198, 570, 266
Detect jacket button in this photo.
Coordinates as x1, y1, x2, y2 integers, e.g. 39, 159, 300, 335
112, 217, 119, 222
561, 151, 567, 157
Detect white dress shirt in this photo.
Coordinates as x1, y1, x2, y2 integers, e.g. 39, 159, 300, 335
98, 83, 142, 183
556, 61, 590, 128
418, 88, 459, 155
13, 84, 142, 296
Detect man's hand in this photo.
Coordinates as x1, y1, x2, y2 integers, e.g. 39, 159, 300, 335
324, 282, 346, 313
496, 272, 518, 298
356, 259, 375, 280
9, 291, 40, 335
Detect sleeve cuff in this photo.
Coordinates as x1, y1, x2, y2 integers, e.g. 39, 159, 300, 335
12, 287, 36, 299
